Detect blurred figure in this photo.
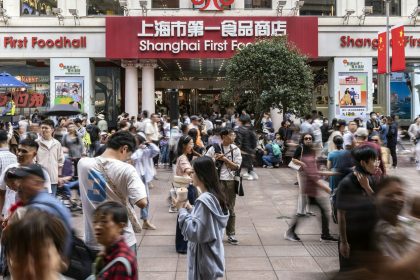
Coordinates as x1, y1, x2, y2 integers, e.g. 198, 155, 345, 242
62, 122, 84, 178
336, 146, 379, 272
386, 116, 398, 168
408, 117, 420, 170
374, 177, 420, 279
371, 135, 392, 172
176, 156, 229, 280
285, 133, 337, 242
2, 209, 69, 280
235, 115, 258, 181
327, 136, 353, 192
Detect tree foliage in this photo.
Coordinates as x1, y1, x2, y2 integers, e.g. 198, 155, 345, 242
223, 37, 314, 119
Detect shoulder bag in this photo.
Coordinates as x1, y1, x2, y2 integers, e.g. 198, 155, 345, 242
86, 256, 132, 280
288, 145, 303, 171
96, 158, 143, 233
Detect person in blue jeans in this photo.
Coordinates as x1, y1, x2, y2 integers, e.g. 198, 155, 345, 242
262, 140, 281, 168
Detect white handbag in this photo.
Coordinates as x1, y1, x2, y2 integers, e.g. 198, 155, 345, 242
288, 145, 303, 171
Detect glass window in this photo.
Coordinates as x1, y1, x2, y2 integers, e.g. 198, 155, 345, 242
365, 0, 401, 16
152, 0, 179, 8
87, 0, 124, 15
300, 0, 336, 16
21, 0, 57, 16
245, 0, 272, 9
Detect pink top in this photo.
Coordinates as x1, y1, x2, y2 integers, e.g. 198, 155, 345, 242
176, 155, 192, 176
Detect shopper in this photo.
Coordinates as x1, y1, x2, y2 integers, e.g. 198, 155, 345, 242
235, 115, 258, 180
177, 156, 229, 280
36, 119, 64, 196
62, 122, 84, 177
206, 128, 242, 245
91, 201, 138, 280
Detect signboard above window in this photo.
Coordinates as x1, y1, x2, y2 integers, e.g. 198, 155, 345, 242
21, 0, 57, 16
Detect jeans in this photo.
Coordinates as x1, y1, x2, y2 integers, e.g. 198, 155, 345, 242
289, 196, 330, 237
51, 184, 58, 197
220, 180, 236, 236
62, 180, 79, 199
89, 141, 100, 157
160, 143, 170, 164
262, 155, 273, 166
140, 176, 150, 220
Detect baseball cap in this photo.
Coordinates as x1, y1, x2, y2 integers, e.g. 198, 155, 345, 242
14, 164, 46, 181
355, 127, 369, 138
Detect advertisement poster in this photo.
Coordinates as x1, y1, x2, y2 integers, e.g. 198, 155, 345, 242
54, 76, 84, 110
390, 72, 412, 120
338, 73, 368, 119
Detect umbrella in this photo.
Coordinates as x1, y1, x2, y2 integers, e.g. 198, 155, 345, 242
44, 104, 81, 116
0, 72, 28, 88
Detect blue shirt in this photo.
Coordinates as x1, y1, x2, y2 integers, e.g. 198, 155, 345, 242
327, 150, 353, 191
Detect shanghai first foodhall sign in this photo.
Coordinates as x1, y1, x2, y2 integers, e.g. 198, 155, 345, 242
106, 16, 318, 59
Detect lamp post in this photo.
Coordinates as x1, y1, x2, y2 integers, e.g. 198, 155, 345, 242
385, 0, 391, 115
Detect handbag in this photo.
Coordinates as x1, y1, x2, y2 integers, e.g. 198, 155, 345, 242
288, 145, 303, 171
234, 170, 244, 196
96, 158, 143, 233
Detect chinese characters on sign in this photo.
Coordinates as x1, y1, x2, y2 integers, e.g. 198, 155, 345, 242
106, 16, 319, 59
59, 63, 81, 75
0, 93, 46, 108
138, 20, 286, 38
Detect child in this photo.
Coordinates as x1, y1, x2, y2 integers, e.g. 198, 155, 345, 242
92, 201, 138, 280
131, 134, 160, 230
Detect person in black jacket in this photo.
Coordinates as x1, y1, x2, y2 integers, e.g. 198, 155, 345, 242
235, 115, 258, 181
386, 116, 398, 168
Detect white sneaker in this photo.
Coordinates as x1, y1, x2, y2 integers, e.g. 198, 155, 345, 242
242, 172, 251, 178
245, 175, 255, 181
249, 171, 259, 180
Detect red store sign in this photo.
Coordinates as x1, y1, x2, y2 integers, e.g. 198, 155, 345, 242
340, 35, 420, 50
106, 16, 318, 59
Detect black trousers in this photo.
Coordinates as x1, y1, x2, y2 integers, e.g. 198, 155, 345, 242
289, 196, 330, 236
387, 144, 397, 167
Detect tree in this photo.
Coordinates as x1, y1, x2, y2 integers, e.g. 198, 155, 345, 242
223, 37, 314, 123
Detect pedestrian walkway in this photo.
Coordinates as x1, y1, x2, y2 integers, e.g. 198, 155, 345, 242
72, 161, 419, 280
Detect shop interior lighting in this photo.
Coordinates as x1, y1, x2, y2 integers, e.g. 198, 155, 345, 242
52, 8, 64, 25
290, 1, 304, 16
69, 9, 80, 26
343, 9, 355, 25
139, 1, 148, 16
276, 1, 287, 16
0, 8, 10, 25
358, 6, 373, 25
410, 6, 420, 26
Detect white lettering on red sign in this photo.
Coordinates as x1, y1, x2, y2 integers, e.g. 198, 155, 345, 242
137, 20, 287, 38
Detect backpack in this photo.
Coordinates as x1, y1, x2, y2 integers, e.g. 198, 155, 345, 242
272, 143, 281, 157
212, 144, 233, 177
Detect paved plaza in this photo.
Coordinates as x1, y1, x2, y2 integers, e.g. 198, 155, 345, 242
73, 154, 419, 280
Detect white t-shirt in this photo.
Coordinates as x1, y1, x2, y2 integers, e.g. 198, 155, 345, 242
206, 144, 242, 181
78, 156, 147, 251
0, 163, 52, 216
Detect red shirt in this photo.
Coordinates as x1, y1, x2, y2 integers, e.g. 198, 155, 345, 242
97, 238, 138, 280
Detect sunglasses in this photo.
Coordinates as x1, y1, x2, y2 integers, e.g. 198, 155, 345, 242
372, 139, 379, 142
304, 137, 312, 140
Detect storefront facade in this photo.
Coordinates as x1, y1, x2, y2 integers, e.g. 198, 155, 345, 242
1, 0, 420, 127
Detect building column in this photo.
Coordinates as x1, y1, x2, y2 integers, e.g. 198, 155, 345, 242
140, 60, 157, 115
122, 60, 139, 117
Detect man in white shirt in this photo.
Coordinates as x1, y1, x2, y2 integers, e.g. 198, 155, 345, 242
343, 120, 358, 150
0, 138, 52, 217
78, 131, 147, 253
206, 128, 242, 245
144, 113, 160, 143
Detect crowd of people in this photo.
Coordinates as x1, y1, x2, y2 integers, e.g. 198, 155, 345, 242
0, 107, 418, 279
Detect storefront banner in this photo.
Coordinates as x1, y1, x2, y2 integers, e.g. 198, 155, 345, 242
390, 72, 412, 120
0, 92, 46, 108
54, 77, 84, 109
319, 31, 420, 58
333, 57, 373, 120
337, 73, 368, 118
106, 16, 318, 59
0, 33, 104, 58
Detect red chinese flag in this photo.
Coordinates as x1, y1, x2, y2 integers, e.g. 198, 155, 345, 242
377, 31, 387, 74
391, 25, 406, 72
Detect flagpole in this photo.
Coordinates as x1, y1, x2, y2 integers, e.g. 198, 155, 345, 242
385, 0, 391, 115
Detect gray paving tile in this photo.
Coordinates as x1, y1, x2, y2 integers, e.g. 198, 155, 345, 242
313, 257, 340, 273
226, 270, 278, 280
139, 272, 176, 280
265, 245, 310, 257
138, 246, 178, 258
141, 235, 175, 246
275, 271, 328, 280
226, 257, 273, 271
138, 257, 178, 272
224, 245, 267, 257
269, 257, 323, 272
